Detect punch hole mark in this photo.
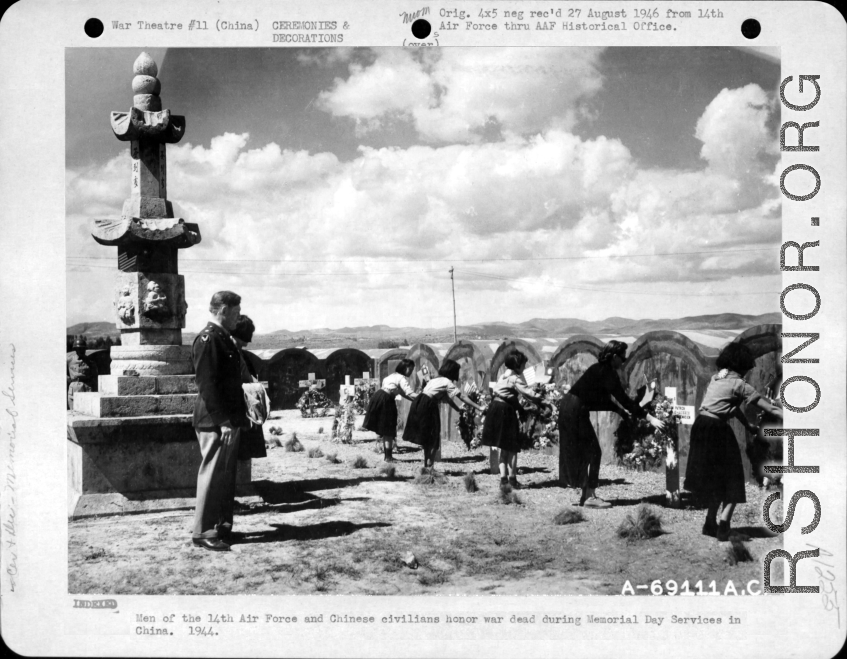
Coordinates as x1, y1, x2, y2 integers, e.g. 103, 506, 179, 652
741, 19, 761, 39
85, 18, 104, 38
411, 19, 431, 39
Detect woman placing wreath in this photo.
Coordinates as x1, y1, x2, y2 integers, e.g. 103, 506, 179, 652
481, 350, 550, 489
363, 358, 418, 462
685, 343, 783, 541
402, 359, 485, 469
558, 341, 665, 508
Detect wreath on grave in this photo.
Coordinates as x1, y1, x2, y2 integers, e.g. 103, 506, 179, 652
456, 389, 491, 450
352, 381, 379, 415
295, 388, 332, 418
519, 384, 562, 450
614, 394, 680, 470
331, 396, 355, 444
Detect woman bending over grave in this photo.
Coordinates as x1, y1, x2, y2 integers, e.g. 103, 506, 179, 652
402, 359, 485, 470
363, 359, 418, 462
481, 350, 550, 489
558, 341, 666, 508
684, 343, 783, 542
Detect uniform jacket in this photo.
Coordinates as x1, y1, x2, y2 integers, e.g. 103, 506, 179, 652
192, 322, 247, 429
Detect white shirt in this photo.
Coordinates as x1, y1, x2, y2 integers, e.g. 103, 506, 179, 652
381, 372, 414, 397
422, 376, 460, 401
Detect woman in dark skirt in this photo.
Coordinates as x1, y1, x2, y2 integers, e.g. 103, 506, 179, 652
402, 359, 484, 469
685, 343, 783, 541
482, 350, 550, 489
558, 341, 666, 508
231, 315, 267, 461
363, 359, 417, 462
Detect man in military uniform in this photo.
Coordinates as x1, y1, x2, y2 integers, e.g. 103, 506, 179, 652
66, 336, 99, 410
191, 291, 247, 552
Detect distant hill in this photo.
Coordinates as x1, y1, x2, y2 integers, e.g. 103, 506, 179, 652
68, 312, 780, 348
66, 321, 121, 339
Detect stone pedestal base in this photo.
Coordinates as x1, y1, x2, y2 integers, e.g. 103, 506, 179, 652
67, 412, 255, 519
109, 345, 193, 376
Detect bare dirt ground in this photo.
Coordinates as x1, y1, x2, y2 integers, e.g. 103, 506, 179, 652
69, 410, 781, 596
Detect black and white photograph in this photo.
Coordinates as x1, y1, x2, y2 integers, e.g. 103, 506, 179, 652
0, 1, 845, 656
65, 45, 788, 595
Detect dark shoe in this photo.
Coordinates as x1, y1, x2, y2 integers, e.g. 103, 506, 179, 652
192, 537, 231, 552
508, 477, 522, 490
716, 521, 730, 542
500, 476, 509, 486
702, 519, 718, 537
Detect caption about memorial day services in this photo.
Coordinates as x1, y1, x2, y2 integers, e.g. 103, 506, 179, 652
77, 600, 749, 637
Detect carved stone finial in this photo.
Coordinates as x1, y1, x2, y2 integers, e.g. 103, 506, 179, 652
132, 53, 162, 112
133, 52, 158, 77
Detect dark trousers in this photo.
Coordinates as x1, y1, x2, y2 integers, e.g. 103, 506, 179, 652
193, 427, 241, 539
558, 394, 602, 490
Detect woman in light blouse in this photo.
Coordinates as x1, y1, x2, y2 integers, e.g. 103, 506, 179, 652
402, 359, 485, 469
363, 359, 417, 462
685, 343, 783, 541
482, 350, 549, 489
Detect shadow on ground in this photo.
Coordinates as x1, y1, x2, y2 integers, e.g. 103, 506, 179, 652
232, 521, 391, 544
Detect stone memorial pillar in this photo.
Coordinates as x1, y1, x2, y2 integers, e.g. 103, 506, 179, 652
67, 53, 253, 518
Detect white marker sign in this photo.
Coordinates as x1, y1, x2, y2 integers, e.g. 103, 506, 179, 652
664, 387, 678, 405
673, 405, 695, 425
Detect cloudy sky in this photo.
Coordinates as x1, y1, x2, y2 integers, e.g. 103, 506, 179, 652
66, 47, 782, 333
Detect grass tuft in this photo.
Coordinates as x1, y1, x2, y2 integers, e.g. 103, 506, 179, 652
265, 437, 283, 449
351, 455, 369, 469
379, 464, 397, 479
83, 547, 107, 561
463, 472, 479, 493
307, 447, 324, 459
414, 467, 446, 485
284, 434, 304, 452
726, 540, 754, 565
497, 483, 523, 505
553, 507, 585, 525
616, 505, 663, 541
325, 452, 341, 464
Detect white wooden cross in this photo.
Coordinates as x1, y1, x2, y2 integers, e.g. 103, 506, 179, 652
298, 372, 326, 389
339, 374, 356, 399
354, 371, 379, 387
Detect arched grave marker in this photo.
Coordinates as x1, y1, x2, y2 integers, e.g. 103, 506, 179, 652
624, 331, 711, 505
264, 348, 322, 410
731, 324, 783, 482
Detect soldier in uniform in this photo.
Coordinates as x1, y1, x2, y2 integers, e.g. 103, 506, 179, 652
191, 291, 247, 552
66, 335, 99, 410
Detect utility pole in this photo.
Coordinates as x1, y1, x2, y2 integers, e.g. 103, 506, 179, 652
449, 266, 457, 343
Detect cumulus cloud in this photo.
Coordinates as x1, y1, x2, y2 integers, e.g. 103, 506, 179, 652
317, 48, 605, 142
696, 83, 777, 176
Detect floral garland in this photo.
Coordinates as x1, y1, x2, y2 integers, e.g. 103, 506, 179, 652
331, 395, 355, 444
456, 390, 490, 449
352, 381, 379, 415
295, 388, 333, 418
614, 394, 680, 470
523, 384, 563, 450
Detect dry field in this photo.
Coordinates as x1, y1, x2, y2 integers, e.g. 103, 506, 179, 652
69, 410, 782, 596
